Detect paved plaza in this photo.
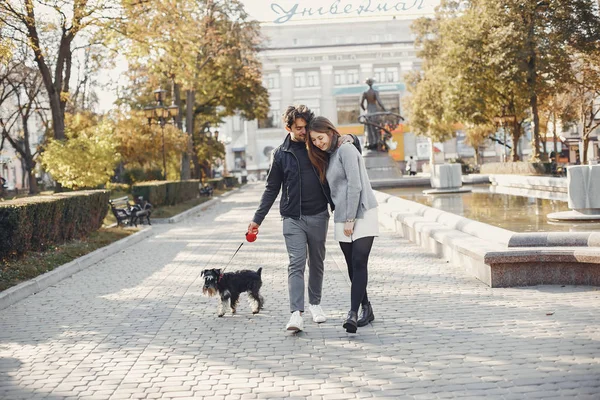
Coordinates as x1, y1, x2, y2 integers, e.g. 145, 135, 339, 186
1, 183, 599, 399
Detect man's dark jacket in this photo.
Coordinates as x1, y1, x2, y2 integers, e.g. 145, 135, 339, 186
252, 134, 360, 225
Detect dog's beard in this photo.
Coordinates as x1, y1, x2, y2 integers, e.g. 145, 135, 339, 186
202, 286, 218, 297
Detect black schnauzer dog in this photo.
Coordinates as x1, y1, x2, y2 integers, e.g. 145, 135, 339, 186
201, 268, 264, 317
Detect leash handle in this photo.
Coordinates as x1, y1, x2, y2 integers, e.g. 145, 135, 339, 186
221, 242, 244, 273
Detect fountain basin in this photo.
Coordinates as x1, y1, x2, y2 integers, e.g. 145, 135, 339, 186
376, 190, 600, 287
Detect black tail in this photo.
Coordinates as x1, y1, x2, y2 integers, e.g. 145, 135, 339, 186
257, 267, 262, 277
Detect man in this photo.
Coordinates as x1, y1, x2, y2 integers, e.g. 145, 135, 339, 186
408, 156, 417, 176
248, 105, 359, 332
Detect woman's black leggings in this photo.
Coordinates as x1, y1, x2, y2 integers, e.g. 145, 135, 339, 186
339, 236, 374, 312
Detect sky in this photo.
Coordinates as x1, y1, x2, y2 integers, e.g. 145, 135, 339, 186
96, 0, 440, 112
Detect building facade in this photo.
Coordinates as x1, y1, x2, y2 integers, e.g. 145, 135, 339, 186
220, 19, 425, 178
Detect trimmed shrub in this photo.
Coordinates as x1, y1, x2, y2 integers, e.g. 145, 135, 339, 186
223, 176, 238, 188
207, 178, 225, 191
480, 162, 550, 175
132, 180, 200, 206
0, 190, 109, 261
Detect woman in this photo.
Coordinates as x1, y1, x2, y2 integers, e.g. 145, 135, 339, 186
306, 116, 379, 333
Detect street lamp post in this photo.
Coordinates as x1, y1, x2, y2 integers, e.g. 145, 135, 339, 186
144, 88, 179, 180
493, 112, 517, 162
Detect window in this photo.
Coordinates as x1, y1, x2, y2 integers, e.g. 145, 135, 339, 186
346, 69, 359, 85
333, 69, 359, 86
264, 72, 279, 89
294, 72, 306, 88
334, 70, 345, 86
374, 67, 386, 84
307, 71, 320, 87
337, 97, 361, 125
258, 101, 281, 129
294, 71, 319, 88
374, 66, 399, 83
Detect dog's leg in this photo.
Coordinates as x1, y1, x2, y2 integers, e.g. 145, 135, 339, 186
218, 295, 228, 317
249, 290, 263, 314
229, 292, 240, 314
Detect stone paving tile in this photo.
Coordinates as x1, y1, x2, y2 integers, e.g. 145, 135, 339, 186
1, 183, 599, 399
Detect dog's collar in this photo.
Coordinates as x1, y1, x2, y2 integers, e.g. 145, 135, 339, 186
218, 273, 224, 282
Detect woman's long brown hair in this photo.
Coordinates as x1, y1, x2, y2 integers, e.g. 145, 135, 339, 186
306, 116, 341, 183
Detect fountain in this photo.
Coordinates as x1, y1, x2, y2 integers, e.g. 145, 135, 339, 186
423, 164, 471, 195
547, 165, 600, 222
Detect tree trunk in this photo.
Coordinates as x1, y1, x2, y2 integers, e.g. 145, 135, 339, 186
27, 161, 39, 195
511, 122, 521, 162
23, 0, 71, 140
543, 110, 551, 157
526, 13, 541, 162
553, 111, 558, 163
181, 89, 194, 180
582, 137, 589, 164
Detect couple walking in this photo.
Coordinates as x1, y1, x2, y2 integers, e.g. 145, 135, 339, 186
247, 105, 378, 333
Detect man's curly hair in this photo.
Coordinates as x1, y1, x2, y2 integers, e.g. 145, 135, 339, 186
282, 105, 314, 129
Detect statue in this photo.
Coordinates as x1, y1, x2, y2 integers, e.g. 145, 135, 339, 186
358, 78, 404, 152
360, 78, 386, 150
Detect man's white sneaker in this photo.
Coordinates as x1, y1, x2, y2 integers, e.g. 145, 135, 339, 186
286, 311, 304, 331
309, 304, 327, 323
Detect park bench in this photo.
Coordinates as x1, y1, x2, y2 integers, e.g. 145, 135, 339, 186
131, 196, 152, 226
199, 184, 214, 197
109, 196, 152, 227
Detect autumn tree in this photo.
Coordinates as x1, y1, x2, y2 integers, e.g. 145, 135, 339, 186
409, 0, 600, 163
0, 0, 120, 140
39, 112, 121, 189
111, 110, 188, 180
115, 0, 268, 180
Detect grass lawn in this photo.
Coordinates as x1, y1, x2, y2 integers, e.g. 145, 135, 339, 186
0, 228, 136, 292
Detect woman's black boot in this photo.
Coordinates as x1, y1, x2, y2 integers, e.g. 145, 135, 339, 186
343, 311, 358, 333
357, 302, 374, 327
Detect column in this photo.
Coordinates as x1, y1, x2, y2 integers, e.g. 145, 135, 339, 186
280, 67, 293, 109
320, 65, 335, 124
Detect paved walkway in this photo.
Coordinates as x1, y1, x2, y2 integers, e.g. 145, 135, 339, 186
1, 183, 599, 399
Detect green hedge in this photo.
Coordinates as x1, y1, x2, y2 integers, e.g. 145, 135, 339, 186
132, 180, 200, 206
0, 190, 109, 261
207, 178, 225, 191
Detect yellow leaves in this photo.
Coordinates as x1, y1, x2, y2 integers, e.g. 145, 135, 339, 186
40, 114, 121, 189
60, 91, 70, 103
112, 111, 187, 169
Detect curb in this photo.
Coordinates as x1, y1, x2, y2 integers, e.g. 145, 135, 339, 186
153, 187, 241, 224
0, 227, 155, 311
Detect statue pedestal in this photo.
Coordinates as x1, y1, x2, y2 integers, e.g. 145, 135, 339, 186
363, 150, 404, 187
